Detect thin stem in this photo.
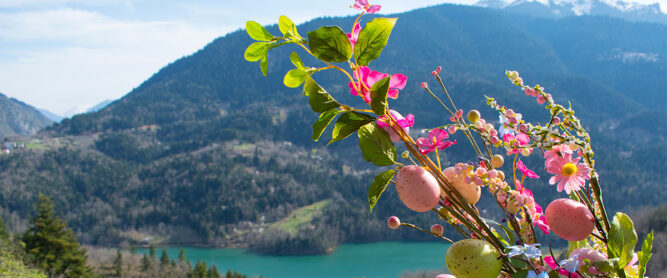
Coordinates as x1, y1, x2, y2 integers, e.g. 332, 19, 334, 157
399, 223, 455, 244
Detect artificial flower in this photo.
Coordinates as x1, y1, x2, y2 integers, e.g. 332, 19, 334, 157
348, 66, 407, 103
517, 159, 539, 179
545, 150, 591, 194
376, 110, 414, 142
351, 0, 381, 13
347, 23, 361, 48
507, 243, 541, 259
416, 128, 456, 154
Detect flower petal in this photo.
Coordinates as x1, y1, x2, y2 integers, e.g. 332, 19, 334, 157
366, 4, 381, 13
389, 73, 407, 90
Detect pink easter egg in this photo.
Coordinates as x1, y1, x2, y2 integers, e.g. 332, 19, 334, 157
545, 198, 595, 241
395, 165, 441, 212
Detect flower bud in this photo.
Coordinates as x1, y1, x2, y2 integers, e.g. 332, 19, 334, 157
448, 126, 457, 134
431, 224, 444, 236
387, 216, 401, 229
521, 148, 531, 156
420, 82, 428, 88
401, 151, 410, 159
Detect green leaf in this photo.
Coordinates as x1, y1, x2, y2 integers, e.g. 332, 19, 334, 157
244, 42, 270, 62
246, 21, 276, 41
279, 15, 301, 39
568, 239, 588, 256
354, 17, 397, 66
283, 69, 307, 88
358, 123, 396, 166
330, 112, 375, 144
608, 212, 638, 268
638, 231, 653, 278
592, 259, 616, 273
289, 52, 305, 70
303, 76, 340, 113
368, 169, 396, 212
260, 56, 268, 76
307, 26, 353, 63
510, 270, 528, 278
370, 76, 390, 116
548, 270, 560, 278
482, 218, 514, 246
312, 109, 342, 141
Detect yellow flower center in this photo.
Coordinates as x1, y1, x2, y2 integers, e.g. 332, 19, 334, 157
561, 163, 578, 177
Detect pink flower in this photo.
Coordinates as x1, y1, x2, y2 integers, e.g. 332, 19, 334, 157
544, 144, 572, 164
544, 256, 580, 277
416, 128, 456, 154
347, 23, 361, 48
351, 0, 381, 13
534, 205, 550, 234
376, 110, 414, 142
545, 150, 591, 194
502, 132, 530, 155
516, 159, 539, 178
348, 66, 407, 103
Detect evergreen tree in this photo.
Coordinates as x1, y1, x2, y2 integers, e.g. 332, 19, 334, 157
190, 260, 208, 278
0, 216, 9, 242
226, 269, 232, 278
207, 264, 221, 278
129, 242, 136, 254
141, 253, 151, 271
22, 193, 92, 278
149, 244, 156, 260
178, 248, 186, 262
160, 249, 170, 267
112, 249, 123, 277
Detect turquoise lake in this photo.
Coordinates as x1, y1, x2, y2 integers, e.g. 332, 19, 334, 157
139, 241, 450, 278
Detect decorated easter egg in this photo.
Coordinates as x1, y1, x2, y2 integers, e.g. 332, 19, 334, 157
446, 239, 502, 278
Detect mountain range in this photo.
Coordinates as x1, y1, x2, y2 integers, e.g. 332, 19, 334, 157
476, 0, 667, 24
0, 93, 52, 139
0, 3, 665, 258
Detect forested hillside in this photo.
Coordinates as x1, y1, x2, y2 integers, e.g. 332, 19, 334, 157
0, 4, 664, 254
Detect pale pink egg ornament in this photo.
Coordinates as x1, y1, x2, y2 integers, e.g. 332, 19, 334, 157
395, 165, 441, 212
545, 198, 594, 241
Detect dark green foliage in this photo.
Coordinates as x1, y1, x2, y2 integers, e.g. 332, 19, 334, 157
178, 248, 186, 262
225, 269, 247, 278
149, 245, 156, 260
160, 249, 170, 267
188, 260, 208, 278
141, 254, 150, 271
0, 217, 8, 242
207, 265, 221, 278
21, 194, 93, 277
112, 249, 122, 277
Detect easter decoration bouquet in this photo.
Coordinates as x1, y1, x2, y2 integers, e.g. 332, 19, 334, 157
244, 1, 654, 277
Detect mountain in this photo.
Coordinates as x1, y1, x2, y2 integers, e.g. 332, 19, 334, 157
38, 109, 63, 123
86, 99, 114, 114
0, 3, 665, 257
0, 93, 52, 139
477, 0, 667, 24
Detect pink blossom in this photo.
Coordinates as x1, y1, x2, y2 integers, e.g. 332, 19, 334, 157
376, 110, 414, 142
432, 66, 442, 76
449, 109, 463, 122
351, 0, 381, 13
416, 129, 456, 154
545, 150, 591, 194
346, 23, 361, 48
502, 132, 530, 155
517, 159, 539, 179
544, 144, 573, 164
348, 66, 407, 103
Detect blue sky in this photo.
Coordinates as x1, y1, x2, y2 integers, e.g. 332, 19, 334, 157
0, 0, 664, 116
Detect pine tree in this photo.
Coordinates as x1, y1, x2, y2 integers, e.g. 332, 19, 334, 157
190, 260, 208, 278
149, 244, 156, 260
112, 249, 123, 277
0, 216, 9, 242
160, 249, 170, 267
129, 242, 136, 254
22, 193, 93, 278
178, 248, 186, 262
141, 253, 151, 271
207, 264, 221, 278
